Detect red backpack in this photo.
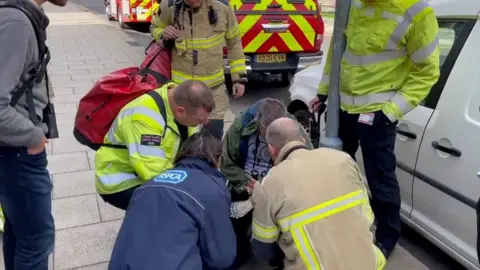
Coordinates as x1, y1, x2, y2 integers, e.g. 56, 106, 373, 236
73, 42, 172, 151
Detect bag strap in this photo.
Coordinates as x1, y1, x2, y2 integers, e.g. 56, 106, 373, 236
6, 0, 50, 125
146, 91, 168, 138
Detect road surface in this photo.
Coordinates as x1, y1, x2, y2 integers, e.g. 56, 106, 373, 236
66, 3, 468, 269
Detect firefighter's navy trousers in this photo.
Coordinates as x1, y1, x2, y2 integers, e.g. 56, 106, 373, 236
338, 110, 401, 253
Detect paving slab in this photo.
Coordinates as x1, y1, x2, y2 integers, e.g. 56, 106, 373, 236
0, 2, 431, 270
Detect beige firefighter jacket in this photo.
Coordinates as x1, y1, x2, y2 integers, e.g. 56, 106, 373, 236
251, 141, 386, 270
151, 0, 247, 87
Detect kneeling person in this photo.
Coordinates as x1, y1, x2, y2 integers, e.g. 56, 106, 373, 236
95, 80, 215, 210
251, 118, 386, 269
108, 132, 237, 270
220, 98, 312, 268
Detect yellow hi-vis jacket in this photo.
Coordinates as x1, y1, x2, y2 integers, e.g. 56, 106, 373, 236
318, 0, 440, 123
151, 0, 247, 87
95, 83, 198, 195
251, 141, 385, 270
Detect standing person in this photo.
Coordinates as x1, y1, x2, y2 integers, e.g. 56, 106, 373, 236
95, 80, 215, 210
109, 132, 236, 270
250, 118, 385, 269
151, 0, 247, 139
0, 0, 65, 268
309, 0, 440, 258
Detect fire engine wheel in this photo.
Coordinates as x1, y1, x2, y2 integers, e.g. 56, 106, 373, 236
293, 110, 311, 135
117, 6, 127, 28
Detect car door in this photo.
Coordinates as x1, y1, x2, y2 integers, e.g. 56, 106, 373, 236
411, 18, 479, 267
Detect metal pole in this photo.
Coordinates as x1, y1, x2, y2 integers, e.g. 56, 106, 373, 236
319, 0, 351, 150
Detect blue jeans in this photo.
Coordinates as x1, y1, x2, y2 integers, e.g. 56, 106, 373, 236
338, 110, 401, 253
0, 147, 55, 270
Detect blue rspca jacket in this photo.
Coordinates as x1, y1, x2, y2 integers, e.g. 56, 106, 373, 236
108, 158, 237, 270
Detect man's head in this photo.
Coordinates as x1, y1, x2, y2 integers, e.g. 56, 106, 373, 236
169, 80, 215, 127
184, 0, 202, 8
256, 98, 288, 139
266, 117, 305, 161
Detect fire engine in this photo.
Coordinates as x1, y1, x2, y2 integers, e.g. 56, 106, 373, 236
224, 0, 325, 87
105, 0, 160, 27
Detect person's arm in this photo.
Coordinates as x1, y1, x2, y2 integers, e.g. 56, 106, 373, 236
317, 38, 334, 97
250, 183, 282, 262
0, 20, 44, 148
220, 117, 249, 194
224, 5, 247, 84
151, 1, 173, 43
199, 192, 237, 269
382, 11, 440, 123
120, 119, 171, 181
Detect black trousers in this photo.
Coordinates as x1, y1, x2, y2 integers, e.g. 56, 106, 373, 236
228, 211, 253, 270
338, 110, 401, 252
100, 185, 139, 211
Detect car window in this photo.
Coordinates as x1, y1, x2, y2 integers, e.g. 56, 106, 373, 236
422, 20, 476, 109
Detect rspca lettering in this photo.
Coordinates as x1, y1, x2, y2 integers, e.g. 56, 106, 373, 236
154, 170, 188, 184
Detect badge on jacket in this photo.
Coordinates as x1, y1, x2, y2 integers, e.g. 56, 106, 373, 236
154, 170, 188, 184
141, 134, 162, 146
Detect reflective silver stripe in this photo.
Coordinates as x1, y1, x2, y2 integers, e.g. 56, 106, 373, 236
343, 48, 406, 65
128, 143, 166, 158
118, 106, 166, 127
386, 1, 431, 50
364, 7, 375, 17
98, 172, 137, 185
292, 227, 321, 270
351, 0, 363, 8
319, 74, 330, 84
278, 191, 365, 230
105, 106, 166, 144
340, 91, 396, 106
381, 11, 404, 23
390, 92, 414, 114
411, 36, 439, 63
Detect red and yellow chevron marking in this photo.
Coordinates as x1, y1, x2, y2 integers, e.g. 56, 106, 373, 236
230, 0, 318, 53
128, 0, 158, 22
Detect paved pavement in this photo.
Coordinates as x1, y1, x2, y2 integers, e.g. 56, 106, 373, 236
0, 2, 463, 270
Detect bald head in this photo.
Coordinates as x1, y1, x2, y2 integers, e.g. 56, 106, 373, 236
172, 80, 215, 113
266, 117, 304, 151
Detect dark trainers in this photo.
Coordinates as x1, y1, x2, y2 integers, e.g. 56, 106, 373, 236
375, 241, 393, 259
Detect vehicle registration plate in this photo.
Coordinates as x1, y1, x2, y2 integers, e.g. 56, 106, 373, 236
256, 54, 286, 63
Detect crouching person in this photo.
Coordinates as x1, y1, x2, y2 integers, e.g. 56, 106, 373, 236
220, 98, 312, 269
95, 80, 215, 210
108, 132, 236, 270
251, 118, 386, 270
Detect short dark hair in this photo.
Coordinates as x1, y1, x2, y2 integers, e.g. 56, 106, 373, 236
173, 80, 216, 114
256, 98, 288, 130
174, 132, 223, 166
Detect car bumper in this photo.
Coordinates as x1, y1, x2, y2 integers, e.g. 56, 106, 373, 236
224, 51, 323, 75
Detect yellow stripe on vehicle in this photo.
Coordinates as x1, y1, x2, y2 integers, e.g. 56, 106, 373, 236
243, 32, 272, 52
280, 32, 303, 51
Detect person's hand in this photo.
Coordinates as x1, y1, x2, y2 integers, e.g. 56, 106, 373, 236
232, 83, 245, 98
245, 177, 257, 195
27, 136, 48, 155
162, 26, 179, 40
309, 95, 326, 112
